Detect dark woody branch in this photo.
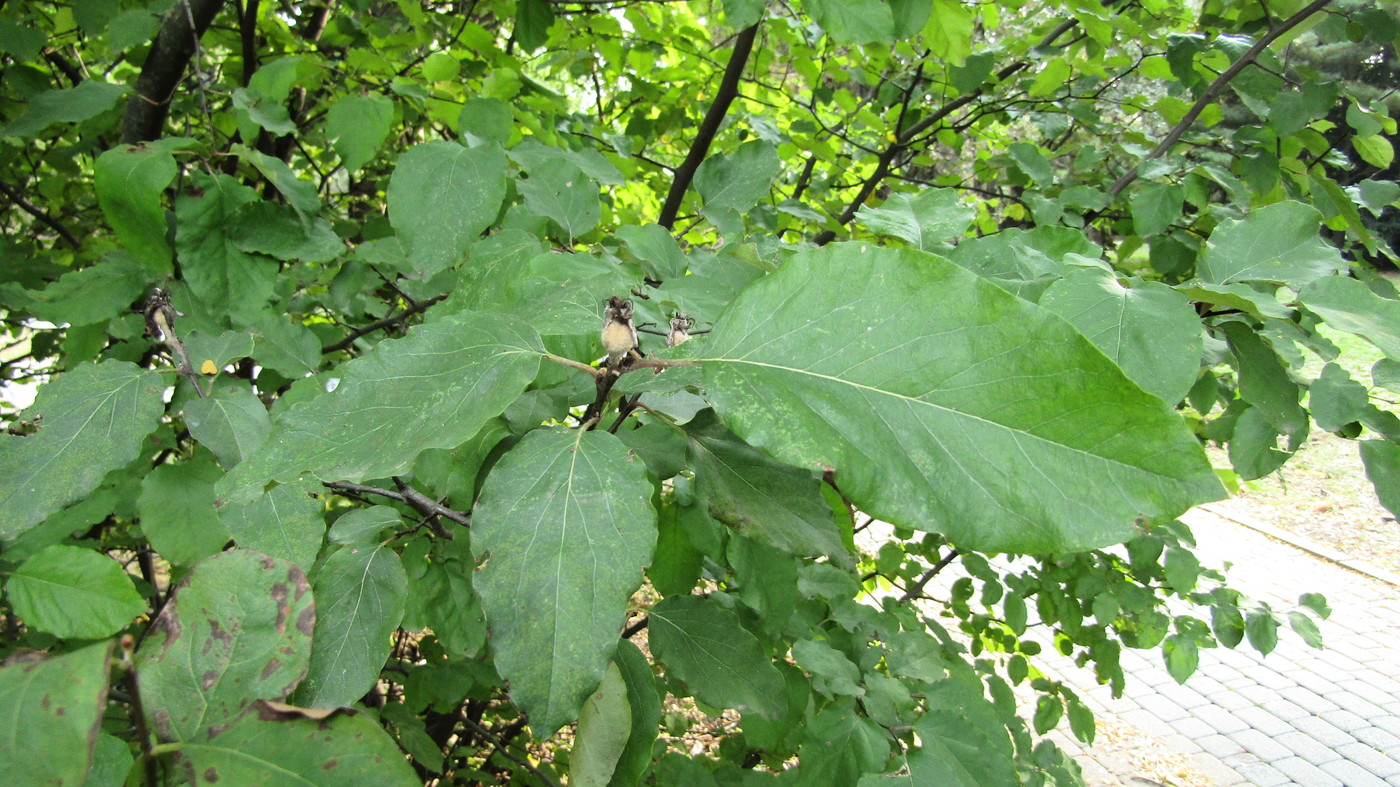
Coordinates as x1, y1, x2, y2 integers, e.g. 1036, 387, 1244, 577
121, 0, 225, 144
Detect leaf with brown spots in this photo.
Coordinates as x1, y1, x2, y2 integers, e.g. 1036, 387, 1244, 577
135, 550, 314, 742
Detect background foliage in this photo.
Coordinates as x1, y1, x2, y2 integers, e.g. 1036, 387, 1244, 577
1, 0, 1397, 784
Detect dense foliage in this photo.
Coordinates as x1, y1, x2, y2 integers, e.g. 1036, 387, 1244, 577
1, 0, 1397, 784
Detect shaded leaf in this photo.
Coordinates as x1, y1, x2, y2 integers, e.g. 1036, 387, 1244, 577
1198, 202, 1345, 286
701, 244, 1222, 553
138, 455, 230, 566
175, 172, 279, 324
472, 428, 656, 735
608, 640, 662, 787
685, 409, 849, 565
179, 701, 418, 786
135, 550, 314, 742
1040, 269, 1202, 403
0, 361, 164, 543
695, 140, 780, 216
218, 480, 324, 571
0, 641, 113, 787
219, 313, 543, 505
326, 94, 393, 173
1361, 439, 1400, 519
1299, 275, 1400, 361
2, 81, 126, 138
856, 189, 974, 250
387, 141, 508, 275
184, 384, 273, 468
24, 253, 149, 327
803, 0, 896, 45
294, 541, 407, 709
571, 661, 631, 787
648, 595, 785, 719
6, 545, 146, 639
795, 702, 889, 785
95, 142, 181, 274
519, 161, 600, 240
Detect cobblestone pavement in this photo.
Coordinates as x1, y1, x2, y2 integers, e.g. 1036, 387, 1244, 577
1039, 507, 1400, 786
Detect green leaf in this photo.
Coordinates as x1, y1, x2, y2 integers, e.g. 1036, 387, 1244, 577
0, 641, 113, 787
1299, 275, 1400, 361
1198, 202, 1346, 286
803, 0, 896, 45
251, 313, 321, 379
796, 702, 889, 785
684, 409, 849, 565
1245, 607, 1279, 655
233, 87, 296, 136
5, 545, 146, 638
387, 141, 508, 275
1130, 183, 1184, 237
185, 384, 273, 468
24, 253, 150, 326
571, 661, 631, 787
1287, 611, 1324, 649
230, 203, 345, 263
218, 481, 325, 571
722, 0, 766, 29
519, 162, 601, 240
136, 550, 314, 741
514, 0, 555, 51
2, 81, 126, 138
1040, 269, 1202, 403
230, 145, 320, 225
1299, 592, 1332, 619
219, 313, 543, 504
1174, 280, 1292, 320
1228, 406, 1301, 481
175, 172, 279, 324
1211, 603, 1244, 648
1221, 321, 1307, 436
0, 361, 165, 543
328, 505, 400, 546
701, 244, 1223, 553
1008, 142, 1054, 186
138, 456, 231, 566
617, 223, 688, 281
184, 330, 256, 372
1310, 363, 1368, 433
295, 541, 407, 708
471, 428, 656, 735
178, 702, 418, 786
458, 97, 514, 145
95, 143, 181, 274
648, 595, 785, 719
913, 681, 1017, 783
326, 94, 393, 172
1162, 635, 1199, 683
609, 640, 662, 787
1353, 134, 1394, 169
1033, 694, 1064, 733
695, 140, 781, 217
855, 189, 975, 250
792, 639, 864, 697
1361, 440, 1400, 519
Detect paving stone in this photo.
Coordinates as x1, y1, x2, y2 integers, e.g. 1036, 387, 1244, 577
1335, 741, 1400, 780
1319, 757, 1392, 786
1233, 705, 1298, 737
1321, 708, 1372, 733
1373, 715, 1400, 737
1294, 715, 1359, 747
1353, 725, 1400, 756
1186, 752, 1249, 786
1274, 730, 1344, 766
1257, 696, 1309, 722
1289, 666, 1345, 695
1280, 684, 1342, 714
1195, 704, 1250, 735
1272, 755, 1345, 786
1227, 758, 1290, 786
1118, 707, 1177, 739
1234, 683, 1278, 705
1328, 690, 1391, 719
1134, 693, 1190, 723
1228, 728, 1295, 762
1197, 732, 1247, 759
1208, 688, 1255, 711
1168, 715, 1215, 741
1156, 682, 1211, 710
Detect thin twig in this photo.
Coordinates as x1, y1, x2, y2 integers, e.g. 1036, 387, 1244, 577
0, 180, 81, 248
323, 480, 471, 529
322, 294, 446, 354
456, 714, 560, 787
900, 549, 960, 602
1103, 0, 1331, 199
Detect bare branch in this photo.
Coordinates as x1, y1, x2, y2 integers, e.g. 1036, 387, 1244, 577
121, 0, 225, 144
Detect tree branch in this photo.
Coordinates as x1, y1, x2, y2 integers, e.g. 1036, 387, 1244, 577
121, 0, 226, 144
323, 480, 471, 529
321, 294, 446, 354
656, 23, 760, 229
900, 549, 960, 602
0, 180, 81, 248
1104, 0, 1331, 200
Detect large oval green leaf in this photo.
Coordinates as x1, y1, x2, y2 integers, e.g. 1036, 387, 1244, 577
701, 244, 1223, 553
0, 641, 113, 787
219, 313, 543, 505
135, 550, 314, 742
6, 545, 147, 639
472, 428, 656, 736
0, 361, 165, 543
387, 140, 508, 275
